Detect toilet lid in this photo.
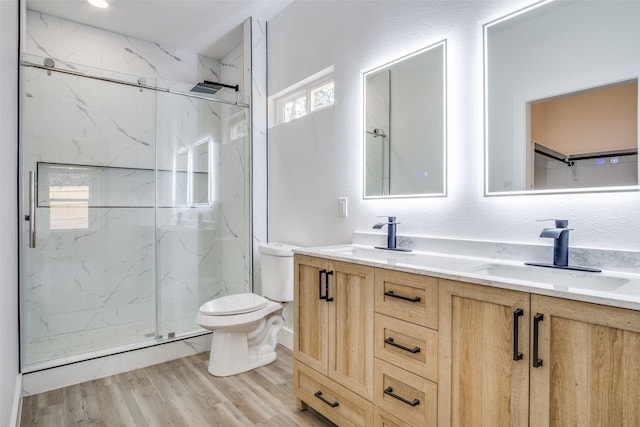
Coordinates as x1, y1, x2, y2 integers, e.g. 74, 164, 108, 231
199, 293, 269, 316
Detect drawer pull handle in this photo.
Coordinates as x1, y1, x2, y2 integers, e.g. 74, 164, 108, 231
314, 391, 339, 407
513, 308, 524, 361
533, 313, 544, 368
385, 337, 420, 354
384, 290, 420, 303
384, 387, 420, 407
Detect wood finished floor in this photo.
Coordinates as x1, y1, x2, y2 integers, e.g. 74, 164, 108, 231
21, 345, 335, 427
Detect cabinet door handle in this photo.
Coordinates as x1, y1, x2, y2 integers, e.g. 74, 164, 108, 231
324, 271, 334, 302
384, 290, 420, 303
533, 313, 544, 368
314, 391, 339, 407
318, 269, 327, 300
513, 308, 524, 361
383, 386, 420, 407
385, 337, 421, 354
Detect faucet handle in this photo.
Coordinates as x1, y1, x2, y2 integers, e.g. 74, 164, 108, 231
377, 215, 398, 223
537, 219, 568, 228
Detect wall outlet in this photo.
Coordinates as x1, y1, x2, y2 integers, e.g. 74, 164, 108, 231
338, 197, 348, 218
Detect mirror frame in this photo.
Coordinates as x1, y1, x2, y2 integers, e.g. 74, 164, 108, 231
363, 39, 447, 199
483, 0, 640, 196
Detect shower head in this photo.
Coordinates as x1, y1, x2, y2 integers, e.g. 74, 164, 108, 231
191, 81, 222, 94
190, 80, 239, 94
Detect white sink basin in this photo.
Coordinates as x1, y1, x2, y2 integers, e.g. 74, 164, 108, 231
314, 245, 487, 271
465, 263, 629, 291
315, 245, 414, 261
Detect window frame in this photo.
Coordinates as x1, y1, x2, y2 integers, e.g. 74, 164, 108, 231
274, 76, 335, 125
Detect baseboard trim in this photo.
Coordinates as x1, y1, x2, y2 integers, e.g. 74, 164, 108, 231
22, 334, 212, 396
278, 326, 293, 350
10, 373, 22, 427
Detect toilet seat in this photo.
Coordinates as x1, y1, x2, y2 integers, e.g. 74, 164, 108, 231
199, 293, 269, 316
196, 298, 282, 329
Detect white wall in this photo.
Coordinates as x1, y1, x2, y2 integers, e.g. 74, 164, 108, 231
267, 1, 640, 252
0, 0, 20, 424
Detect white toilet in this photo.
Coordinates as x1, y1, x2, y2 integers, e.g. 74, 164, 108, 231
195, 242, 298, 376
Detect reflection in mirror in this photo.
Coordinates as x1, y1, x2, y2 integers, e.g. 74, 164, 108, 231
172, 139, 213, 208
192, 138, 212, 206
364, 40, 446, 198
485, 0, 640, 194
173, 148, 189, 206
530, 80, 637, 190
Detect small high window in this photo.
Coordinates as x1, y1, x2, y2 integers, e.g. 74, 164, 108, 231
310, 81, 335, 112
272, 68, 335, 126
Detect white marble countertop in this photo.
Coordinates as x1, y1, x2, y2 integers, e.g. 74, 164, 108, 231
295, 244, 640, 311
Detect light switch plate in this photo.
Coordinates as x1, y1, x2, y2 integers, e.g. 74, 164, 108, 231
338, 197, 348, 217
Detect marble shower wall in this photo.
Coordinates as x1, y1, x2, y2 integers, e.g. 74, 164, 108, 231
22, 10, 250, 365
219, 40, 252, 298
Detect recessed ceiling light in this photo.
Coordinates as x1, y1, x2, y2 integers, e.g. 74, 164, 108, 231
88, 0, 109, 8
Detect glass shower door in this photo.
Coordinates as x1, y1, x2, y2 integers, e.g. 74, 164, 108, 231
154, 90, 252, 339
21, 59, 158, 368
21, 55, 253, 370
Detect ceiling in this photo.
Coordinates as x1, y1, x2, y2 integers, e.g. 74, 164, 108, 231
26, 0, 293, 58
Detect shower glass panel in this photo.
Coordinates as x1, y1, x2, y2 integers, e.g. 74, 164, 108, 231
20, 55, 251, 370
154, 89, 251, 340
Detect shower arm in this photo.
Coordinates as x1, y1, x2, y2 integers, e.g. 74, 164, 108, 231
199, 80, 239, 92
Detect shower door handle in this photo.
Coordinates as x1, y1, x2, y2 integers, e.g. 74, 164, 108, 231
26, 170, 36, 248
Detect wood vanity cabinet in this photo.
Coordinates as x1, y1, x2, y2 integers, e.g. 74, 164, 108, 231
439, 278, 640, 427
293, 255, 375, 426
294, 255, 640, 427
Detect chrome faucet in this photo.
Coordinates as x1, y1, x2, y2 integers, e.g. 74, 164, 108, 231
526, 219, 600, 272
373, 216, 411, 252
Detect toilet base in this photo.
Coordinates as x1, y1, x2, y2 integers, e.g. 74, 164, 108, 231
207, 313, 284, 376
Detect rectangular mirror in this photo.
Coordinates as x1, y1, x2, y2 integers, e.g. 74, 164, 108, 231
485, 0, 639, 195
364, 40, 446, 198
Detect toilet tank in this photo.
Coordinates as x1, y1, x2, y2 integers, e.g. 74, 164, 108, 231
259, 242, 300, 302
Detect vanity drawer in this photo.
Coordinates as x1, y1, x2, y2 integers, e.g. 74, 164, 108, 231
374, 407, 414, 427
374, 358, 437, 427
374, 313, 438, 382
375, 269, 438, 329
294, 361, 373, 427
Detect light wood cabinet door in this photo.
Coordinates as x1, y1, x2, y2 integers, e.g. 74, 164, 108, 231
529, 295, 640, 427
438, 279, 530, 427
295, 256, 375, 400
328, 260, 375, 400
294, 254, 329, 375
